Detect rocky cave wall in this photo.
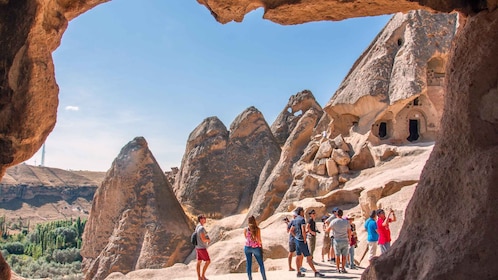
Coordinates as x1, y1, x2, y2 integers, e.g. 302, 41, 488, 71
0, 0, 497, 279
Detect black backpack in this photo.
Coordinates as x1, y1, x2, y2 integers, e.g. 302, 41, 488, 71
191, 231, 197, 246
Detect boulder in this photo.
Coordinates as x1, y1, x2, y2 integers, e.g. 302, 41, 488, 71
325, 158, 339, 177
315, 140, 334, 159
312, 158, 327, 176
331, 149, 351, 166
349, 143, 375, 171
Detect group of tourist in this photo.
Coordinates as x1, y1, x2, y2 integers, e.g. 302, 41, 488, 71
193, 206, 396, 280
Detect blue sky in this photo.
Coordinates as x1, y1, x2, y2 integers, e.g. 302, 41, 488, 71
25, 1, 391, 172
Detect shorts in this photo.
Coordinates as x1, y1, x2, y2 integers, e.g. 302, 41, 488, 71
295, 240, 311, 257
333, 239, 348, 256
379, 242, 391, 254
196, 248, 210, 261
289, 240, 296, 253
322, 236, 331, 253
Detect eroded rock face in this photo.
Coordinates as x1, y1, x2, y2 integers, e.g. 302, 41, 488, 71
0, 0, 107, 178
0, 252, 10, 280
248, 105, 323, 221
325, 10, 458, 144
173, 107, 281, 217
81, 137, 193, 280
0, 164, 103, 202
363, 9, 498, 280
199, 0, 431, 24
271, 90, 323, 146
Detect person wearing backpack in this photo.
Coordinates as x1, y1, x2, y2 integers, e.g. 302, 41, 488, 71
244, 215, 267, 280
195, 214, 211, 280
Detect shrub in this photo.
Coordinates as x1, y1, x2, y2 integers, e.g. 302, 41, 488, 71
3, 242, 24, 254
52, 248, 82, 264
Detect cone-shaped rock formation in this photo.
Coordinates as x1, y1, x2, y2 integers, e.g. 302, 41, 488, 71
174, 107, 281, 217
81, 137, 193, 280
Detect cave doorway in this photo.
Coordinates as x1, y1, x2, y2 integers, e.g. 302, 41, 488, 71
407, 119, 420, 142
379, 122, 387, 138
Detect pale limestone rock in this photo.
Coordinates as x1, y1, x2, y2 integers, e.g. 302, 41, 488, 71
331, 149, 351, 166
315, 188, 363, 208
320, 176, 340, 193
312, 158, 327, 176
325, 158, 339, 177
315, 140, 333, 159
349, 143, 375, 171
338, 165, 349, 174
332, 135, 350, 153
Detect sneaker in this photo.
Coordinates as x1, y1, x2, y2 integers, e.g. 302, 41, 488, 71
315, 271, 325, 277
300, 267, 307, 273
297, 272, 305, 278
342, 268, 348, 273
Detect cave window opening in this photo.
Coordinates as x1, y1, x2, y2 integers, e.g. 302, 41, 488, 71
397, 38, 403, 46
413, 97, 420, 106
407, 119, 420, 142
294, 110, 303, 117
379, 122, 387, 139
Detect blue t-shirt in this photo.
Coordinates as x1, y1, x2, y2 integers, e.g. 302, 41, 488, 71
365, 218, 379, 242
292, 215, 306, 241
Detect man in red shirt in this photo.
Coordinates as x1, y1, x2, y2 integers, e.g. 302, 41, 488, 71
376, 209, 396, 254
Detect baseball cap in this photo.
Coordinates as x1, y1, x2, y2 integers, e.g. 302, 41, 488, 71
332, 207, 340, 212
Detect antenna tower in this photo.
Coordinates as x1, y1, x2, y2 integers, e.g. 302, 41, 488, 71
41, 143, 46, 167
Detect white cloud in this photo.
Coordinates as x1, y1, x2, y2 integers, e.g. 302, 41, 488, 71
65, 106, 80, 111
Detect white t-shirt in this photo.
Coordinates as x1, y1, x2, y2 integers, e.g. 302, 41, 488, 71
329, 218, 349, 241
